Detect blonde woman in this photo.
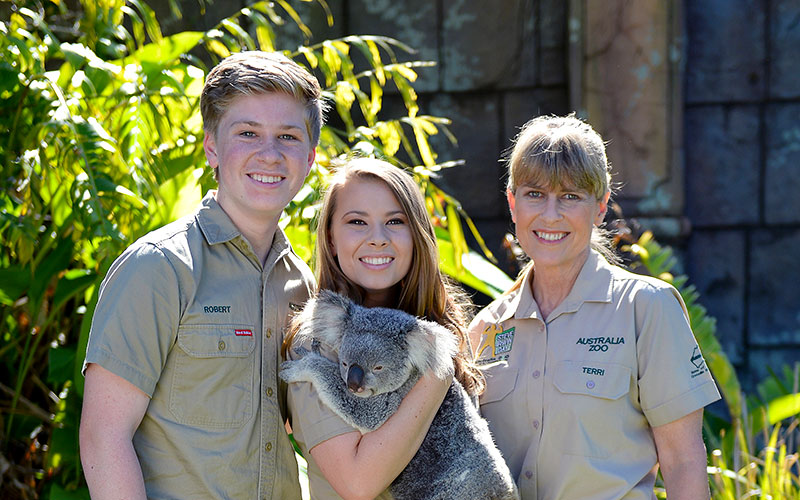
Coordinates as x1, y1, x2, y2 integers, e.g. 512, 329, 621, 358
470, 115, 721, 499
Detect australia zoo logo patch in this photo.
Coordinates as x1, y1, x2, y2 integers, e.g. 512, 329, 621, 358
476, 323, 515, 365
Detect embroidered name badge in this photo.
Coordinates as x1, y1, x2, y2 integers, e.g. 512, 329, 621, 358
203, 305, 231, 314
690, 346, 708, 378
476, 323, 515, 365
235, 329, 253, 336
575, 336, 625, 352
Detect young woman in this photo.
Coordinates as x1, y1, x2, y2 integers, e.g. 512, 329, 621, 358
470, 115, 721, 499
283, 157, 483, 500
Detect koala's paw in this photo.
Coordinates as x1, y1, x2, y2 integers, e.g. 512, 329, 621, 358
291, 346, 312, 358
279, 354, 324, 383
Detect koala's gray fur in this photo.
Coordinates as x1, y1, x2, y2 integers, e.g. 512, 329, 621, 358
280, 290, 519, 500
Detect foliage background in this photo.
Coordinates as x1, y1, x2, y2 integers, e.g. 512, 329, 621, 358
0, 1, 797, 498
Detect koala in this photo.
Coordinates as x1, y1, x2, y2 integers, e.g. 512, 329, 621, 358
280, 290, 519, 500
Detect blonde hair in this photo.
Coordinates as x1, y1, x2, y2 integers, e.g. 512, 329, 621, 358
505, 114, 618, 293
283, 157, 484, 396
201, 51, 327, 147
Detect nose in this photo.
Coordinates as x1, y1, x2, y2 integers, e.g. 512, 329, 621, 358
540, 196, 562, 221
347, 364, 365, 393
256, 137, 281, 162
368, 225, 389, 248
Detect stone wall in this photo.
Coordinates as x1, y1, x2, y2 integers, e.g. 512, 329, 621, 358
684, 0, 800, 387
156, 0, 800, 388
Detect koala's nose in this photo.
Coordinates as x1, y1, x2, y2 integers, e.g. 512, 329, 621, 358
347, 364, 365, 393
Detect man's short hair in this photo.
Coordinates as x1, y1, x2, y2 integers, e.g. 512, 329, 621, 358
201, 51, 326, 147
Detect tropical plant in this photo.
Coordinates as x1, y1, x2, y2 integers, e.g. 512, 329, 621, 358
0, 0, 510, 497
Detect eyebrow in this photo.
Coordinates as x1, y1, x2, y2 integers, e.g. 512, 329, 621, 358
341, 210, 407, 217
229, 120, 305, 131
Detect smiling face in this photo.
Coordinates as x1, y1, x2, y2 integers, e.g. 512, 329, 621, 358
329, 178, 414, 308
508, 182, 608, 276
203, 92, 315, 232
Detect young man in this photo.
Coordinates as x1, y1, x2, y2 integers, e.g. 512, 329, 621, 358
80, 52, 326, 499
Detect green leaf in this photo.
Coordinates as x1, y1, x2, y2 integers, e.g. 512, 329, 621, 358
126, 31, 204, 71
29, 236, 73, 310
52, 270, 98, 310
766, 393, 800, 424
0, 265, 29, 305
48, 345, 76, 387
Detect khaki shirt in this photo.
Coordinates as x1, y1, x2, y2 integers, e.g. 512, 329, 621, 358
287, 340, 394, 500
84, 192, 314, 499
470, 250, 720, 500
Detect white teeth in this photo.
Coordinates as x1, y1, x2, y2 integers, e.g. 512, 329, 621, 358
536, 231, 567, 241
361, 257, 393, 265
250, 174, 283, 184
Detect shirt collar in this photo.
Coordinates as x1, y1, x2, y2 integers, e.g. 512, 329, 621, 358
196, 190, 292, 264
497, 249, 614, 322
197, 191, 241, 245
551, 249, 614, 318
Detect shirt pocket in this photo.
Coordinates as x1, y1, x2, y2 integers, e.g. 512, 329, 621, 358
479, 365, 519, 406
169, 324, 256, 428
551, 360, 632, 458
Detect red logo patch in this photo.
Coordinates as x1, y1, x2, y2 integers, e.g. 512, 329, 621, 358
235, 329, 253, 336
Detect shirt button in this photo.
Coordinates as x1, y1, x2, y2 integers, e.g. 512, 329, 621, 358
266, 387, 273, 397
266, 328, 272, 338
587, 380, 596, 389
218, 340, 226, 351
265, 442, 272, 452
532, 420, 540, 429
525, 470, 533, 479
532, 370, 541, 379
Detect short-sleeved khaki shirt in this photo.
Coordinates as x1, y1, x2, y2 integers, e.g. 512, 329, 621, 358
286, 340, 394, 500
470, 250, 720, 500
84, 192, 314, 499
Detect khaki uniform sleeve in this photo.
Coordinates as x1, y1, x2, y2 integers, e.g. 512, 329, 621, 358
286, 342, 358, 451
83, 242, 181, 396
635, 283, 721, 427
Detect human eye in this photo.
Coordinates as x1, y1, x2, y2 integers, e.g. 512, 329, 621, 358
346, 218, 367, 226
279, 133, 299, 141
238, 130, 256, 138
563, 192, 581, 200
387, 217, 406, 226
522, 188, 544, 199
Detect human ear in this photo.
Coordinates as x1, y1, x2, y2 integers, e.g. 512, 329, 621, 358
595, 191, 610, 225
506, 189, 517, 224
203, 132, 218, 169
305, 148, 316, 176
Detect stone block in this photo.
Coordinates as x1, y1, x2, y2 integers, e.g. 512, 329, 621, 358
687, 230, 746, 364
685, 0, 766, 103
347, 0, 439, 92
583, 0, 681, 214
684, 106, 760, 227
538, 0, 567, 87
441, 0, 536, 91
770, 0, 800, 98
765, 103, 800, 224
502, 89, 570, 153
748, 229, 800, 346
271, 0, 347, 50
427, 93, 505, 219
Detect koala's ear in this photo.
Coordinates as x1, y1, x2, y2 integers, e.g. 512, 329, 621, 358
295, 290, 351, 349
405, 320, 458, 379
